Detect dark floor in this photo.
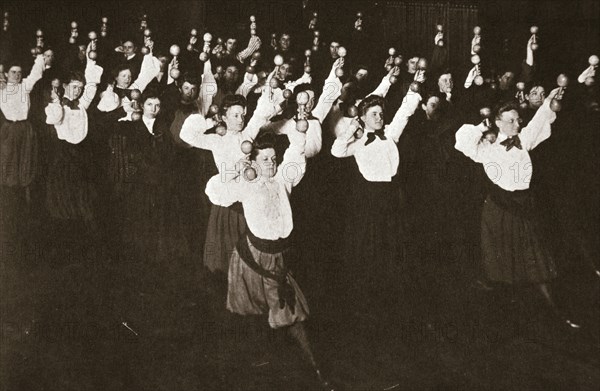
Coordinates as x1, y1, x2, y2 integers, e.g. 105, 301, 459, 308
1, 184, 599, 391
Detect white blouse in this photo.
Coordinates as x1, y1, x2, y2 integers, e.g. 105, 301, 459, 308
0, 55, 45, 121
97, 53, 161, 113
180, 90, 279, 172
455, 98, 556, 191
44, 61, 103, 144
205, 130, 307, 240
262, 67, 343, 159
331, 89, 421, 182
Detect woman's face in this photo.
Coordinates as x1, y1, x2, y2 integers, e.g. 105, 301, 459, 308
64, 80, 84, 100
116, 69, 132, 88
223, 105, 245, 132
143, 98, 161, 119
527, 86, 546, 109
254, 148, 277, 178
361, 105, 384, 131
6, 66, 22, 83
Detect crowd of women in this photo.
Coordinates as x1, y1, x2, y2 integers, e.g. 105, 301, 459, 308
1, 9, 598, 389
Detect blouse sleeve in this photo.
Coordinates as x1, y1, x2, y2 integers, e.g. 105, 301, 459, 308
236, 72, 259, 97
331, 120, 360, 158
280, 128, 307, 192
23, 55, 45, 93
97, 85, 120, 112
385, 89, 421, 143
365, 75, 392, 99
304, 120, 322, 159
130, 54, 161, 92
312, 72, 342, 123
45, 101, 64, 125
241, 87, 281, 141
179, 113, 220, 150
519, 94, 556, 151
454, 122, 490, 163
205, 173, 244, 207
199, 60, 218, 116
80, 60, 103, 110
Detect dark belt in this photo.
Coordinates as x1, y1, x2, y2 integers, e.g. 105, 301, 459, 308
488, 185, 533, 219
236, 231, 296, 313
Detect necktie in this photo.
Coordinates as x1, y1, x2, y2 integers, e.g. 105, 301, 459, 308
61, 97, 80, 110
500, 135, 522, 151
365, 129, 387, 146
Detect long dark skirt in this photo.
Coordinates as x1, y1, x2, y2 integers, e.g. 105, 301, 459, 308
481, 187, 557, 284
203, 203, 247, 273
342, 172, 402, 302
45, 133, 96, 221
0, 120, 38, 187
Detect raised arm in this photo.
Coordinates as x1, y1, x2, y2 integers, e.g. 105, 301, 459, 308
312, 58, 344, 123
331, 118, 361, 158
236, 35, 261, 63
199, 59, 218, 116
23, 55, 45, 92
519, 87, 558, 150
179, 113, 219, 150
454, 122, 491, 163
365, 66, 399, 99
236, 66, 259, 97
130, 52, 161, 93
385, 88, 421, 143
205, 172, 244, 208
81, 55, 103, 110
280, 126, 307, 191
241, 85, 283, 141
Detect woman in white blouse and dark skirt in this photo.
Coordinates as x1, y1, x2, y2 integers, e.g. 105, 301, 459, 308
180, 90, 282, 276
205, 130, 335, 390
454, 89, 580, 329
330, 89, 421, 315
44, 58, 103, 223
0, 55, 48, 197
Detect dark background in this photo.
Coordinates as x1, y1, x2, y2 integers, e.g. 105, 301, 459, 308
2, 0, 599, 80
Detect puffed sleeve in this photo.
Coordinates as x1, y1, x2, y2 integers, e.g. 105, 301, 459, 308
180, 113, 219, 150
519, 92, 556, 151
385, 89, 421, 143
130, 54, 161, 92
454, 122, 490, 163
23, 55, 45, 93
97, 86, 120, 112
205, 174, 244, 207
279, 128, 307, 192
45, 101, 64, 125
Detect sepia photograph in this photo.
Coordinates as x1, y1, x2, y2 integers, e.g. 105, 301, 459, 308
0, 0, 598, 390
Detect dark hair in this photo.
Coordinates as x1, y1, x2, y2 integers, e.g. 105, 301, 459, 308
292, 83, 314, 98
494, 100, 519, 121
64, 70, 85, 85
220, 94, 247, 115
112, 63, 132, 80
122, 38, 138, 48
250, 132, 276, 161
352, 64, 369, 75
5, 60, 22, 72
358, 95, 386, 117
492, 100, 519, 132
180, 72, 200, 87
141, 91, 161, 104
